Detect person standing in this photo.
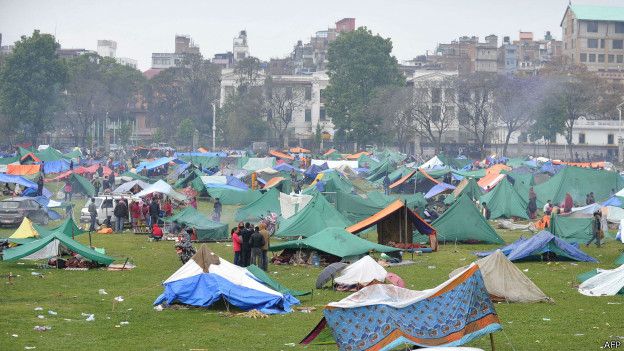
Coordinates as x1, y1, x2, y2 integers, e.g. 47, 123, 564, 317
240, 222, 253, 267
130, 200, 141, 233
249, 226, 265, 268
88, 198, 98, 231
64, 180, 73, 202
36, 175, 44, 196
481, 202, 491, 220
162, 198, 173, 217
213, 198, 222, 222
92, 177, 101, 196
97, 164, 104, 178
383, 174, 391, 196
259, 223, 270, 271
586, 211, 602, 248
562, 193, 574, 213
113, 199, 126, 232
149, 197, 160, 228
231, 226, 242, 266
527, 187, 537, 219
69, 159, 74, 171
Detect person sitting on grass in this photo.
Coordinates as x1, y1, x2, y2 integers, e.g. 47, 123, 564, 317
151, 224, 163, 241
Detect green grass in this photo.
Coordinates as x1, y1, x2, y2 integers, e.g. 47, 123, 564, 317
0, 197, 623, 351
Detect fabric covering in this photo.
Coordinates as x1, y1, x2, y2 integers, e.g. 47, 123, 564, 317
0, 174, 52, 198
154, 245, 298, 314
449, 250, 552, 303
275, 193, 350, 238
7, 164, 40, 175
302, 264, 501, 350
534, 166, 624, 205
549, 214, 593, 244
432, 194, 504, 244
135, 157, 175, 172
334, 255, 388, 286
479, 178, 529, 220
444, 178, 482, 205
278, 192, 313, 219
246, 264, 311, 296
578, 264, 624, 296
206, 188, 263, 206
68, 173, 96, 197
164, 207, 228, 241
311, 159, 359, 169
134, 180, 187, 202
235, 188, 281, 221
242, 157, 276, 171
113, 180, 151, 194
269, 227, 399, 259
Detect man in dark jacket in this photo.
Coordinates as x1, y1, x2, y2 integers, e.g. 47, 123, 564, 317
36, 176, 44, 196
113, 199, 128, 232
240, 222, 253, 267
149, 198, 160, 227
586, 211, 602, 248
88, 197, 97, 231
249, 226, 265, 267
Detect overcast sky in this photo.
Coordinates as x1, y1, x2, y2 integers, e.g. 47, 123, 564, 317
1, 0, 622, 71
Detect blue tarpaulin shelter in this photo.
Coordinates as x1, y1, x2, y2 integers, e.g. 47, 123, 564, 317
0, 174, 52, 198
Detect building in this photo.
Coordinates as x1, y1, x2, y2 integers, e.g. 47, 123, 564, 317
116, 57, 138, 69
212, 52, 234, 69
433, 36, 478, 73
219, 68, 334, 145
561, 4, 624, 80
97, 40, 117, 58
335, 18, 356, 33
151, 35, 200, 69
57, 48, 97, 60
499, 37, 518, 75
233, 30, 249, 62
475, 35, 498, 72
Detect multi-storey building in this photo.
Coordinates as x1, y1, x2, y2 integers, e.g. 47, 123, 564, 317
233, 30, 249, 63
561, 4, 624, 80
151, 35, 200, 69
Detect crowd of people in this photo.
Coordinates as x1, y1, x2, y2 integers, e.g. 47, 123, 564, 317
231, 222, 270, 271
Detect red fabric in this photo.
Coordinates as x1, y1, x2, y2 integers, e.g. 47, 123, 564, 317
130, 202, 141, 219
163, 202, 173, 216
141, 204, 149, 217
563, 194, 574, 213
152, 225, 163, 237
232, 231, 241, 252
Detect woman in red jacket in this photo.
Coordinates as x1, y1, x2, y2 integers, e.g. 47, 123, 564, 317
130, 201, 141, 233
231, 224, 243, 266
162, 199, 173, 217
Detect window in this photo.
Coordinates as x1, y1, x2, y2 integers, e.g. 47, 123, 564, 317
613, 40, 623, 49
598, 54, 605, 63
285, 87, 293, 99
587, 21, 598, 32
616, 23, 624, 33
319, 108, 326, 121
431, 106, 441, 121
608, 134, 615, 145
587, 39, 598, 48
618, 55, 624, 63
600, 39, 606, 48
589, 54, 596, 62
431, 88, 441, 103
579, 133, 586, 144
286, 109, 292, 122
304, 109, 311, 122
609, 54, 615, 63
304, 86, 312, 100
580, 53, 587, 62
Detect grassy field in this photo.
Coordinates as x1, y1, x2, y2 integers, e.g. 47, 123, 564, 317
0, 196, 623, 351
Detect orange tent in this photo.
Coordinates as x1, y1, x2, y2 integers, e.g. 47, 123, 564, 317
323, 148, 337, 156
264, 176, 285, 189
197, 147, 209, 153
269, 150, 295, 160
477, 164, 511, 189
289, 147, 311, 153
535, 215, 550, 230
389, 169, 439, 190
346, 151, 370, 160
7, 164, 40, 175
552, 160, 605, 169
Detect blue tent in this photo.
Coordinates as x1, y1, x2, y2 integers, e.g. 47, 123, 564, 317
201, 175, 248, 191
42, 159, 70, 174
602, 196, 624, 207
135, 157, 181, 172
304, 163, 327, 179
540, 162, 565, 175
479, 230, 597, 262
424, 182, 455, 199
274, 163, 300, 172
0, 174, 52, 198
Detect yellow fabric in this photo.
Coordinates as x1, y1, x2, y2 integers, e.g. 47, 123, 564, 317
310, 173, 325, 187
9, 217, 39, 239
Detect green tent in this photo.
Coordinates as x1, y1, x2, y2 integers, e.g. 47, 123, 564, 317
236, 156, 250, 169
437, 154, 471, 170
69, 173, 96, 197
452, 168, 487, 179
534, 166, 624, 205
275, 193, 350, 238
319, 172, 354, 194
375, 166, 413, 185
120, 171, 153, 183
165, 207, 228, 242
506, 171, 535, 203
549, 214, 593, 244
365, 160, 393, 182
479, 177, 529, 220
39, 217, 87, 238
63, 149, 82, 160
444, 177, 482, 205
431, 194, 504, 244
3, 224, 113, 265
366, 191, 427, 214
17, 146, 33, 159
35, 147, 65, 162
323, 150, 342, 160
335, 191, 389, 223
506, 158, 528, 168
0, 155, 19, 165
271, 227, 398, 259
235, 188, 281, 221
174, 169, 205, 192
375, 149, 406, 163
357, 154, 380, 169
177, 155, 221, 170
206, 188, 263, 205
246, 264, 311, 296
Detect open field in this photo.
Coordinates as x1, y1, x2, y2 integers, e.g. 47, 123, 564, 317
0, 198, 623, 351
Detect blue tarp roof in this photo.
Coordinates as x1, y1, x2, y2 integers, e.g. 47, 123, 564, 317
0, 174, 52, 198
175, 152, 227, 158
135, 157, 181, 172
42, 159, 70, 174
478, 230, 597, 262
304, 163, 327, 179
273, 163, 300, 172
602, 196, 623, 207
424, 182, 455, 199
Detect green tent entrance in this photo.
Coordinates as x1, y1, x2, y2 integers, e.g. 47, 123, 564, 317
479, 177, 529, 220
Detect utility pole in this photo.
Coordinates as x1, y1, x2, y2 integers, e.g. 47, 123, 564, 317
212, 103, 217, 150
617, 102, 624, 163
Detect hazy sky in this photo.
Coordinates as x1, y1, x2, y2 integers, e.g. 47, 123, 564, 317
1, 0, 622, 71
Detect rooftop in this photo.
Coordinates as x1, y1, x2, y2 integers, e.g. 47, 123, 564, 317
565, 4, 624, 23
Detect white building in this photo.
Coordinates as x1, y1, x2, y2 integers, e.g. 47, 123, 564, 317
116, 57, 138, 69
97, 40, 117, 58
233, 30, 250, 63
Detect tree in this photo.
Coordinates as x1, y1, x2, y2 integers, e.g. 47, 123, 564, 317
220, 86, 267, 148
234, 57, 262, 91
371, 86, 414, 153
411, 78, 456, 154
264, 77, 303, 147
324, 27, 404, 145
176, 118, 195, 146
453, 73, 497, 157
0, 30, 67, 144
529, 90, 566, 158
494, 75, 544, 156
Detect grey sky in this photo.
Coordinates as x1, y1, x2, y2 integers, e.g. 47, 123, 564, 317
1, 0, 622, 71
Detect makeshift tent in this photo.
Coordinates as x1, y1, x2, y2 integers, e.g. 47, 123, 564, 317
42, 159, 71, 174
270, 227, 399, 261
444, 177, 482, 205
346, 151, 370, 160
366, 191, 427, 214
420, 156, 445, 169
347, 200, 437, 249
68, 173, 96, 197
200, 175, 248, 191
113, 180, 151, 194
153, 245, 298, 314
275, 193, 350, 238
301, 264, 501, 350
164, 207, 228, 241
3, 220, 113, 265
424, 182, 455, 199
578, 265, 624, 296
175, 155, 221, 170
549, 214, 593, 244
278, 192, 313, 219
506, 171, 535, 203
0, 174, 52, 198
290, 147, 310, 154
335, 191, 389, 223
7, 217, 40, 244
480, 230, 597, 262
534, 166, 624, 205
134, 180, 187, 202
269, 150, 294, 160
449, 250, 552, 303
235, 188, 281, 221
206, 188, 263, 205
246, 264, 311, 297
365, 160, 393, 182
135, 157, 176, 172
432, 194, 504, 244
7, 164, 40, 175
119, 171, 153, 183
173, 169, 206, 192
311, 159, 359, 169
479, 177, 529, 220
334, 255, 388, 287
311, 171, 354, 194
242, 157, 276, 171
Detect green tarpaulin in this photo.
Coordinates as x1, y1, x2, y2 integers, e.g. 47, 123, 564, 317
479, 177, 529, 220
165, 207, 228, 242
453, 169, 487, 179
0, 155, 19, 165
242, 157, 275, 171
534, 166, 624, 205
375, 150, 406, 164
174, 169, 206, 192
35, 147, 65, 162
275, 193, 350, 238
335, 191, 389, 223
432, 194, 504, 244
235, 188, 281, 221
357, 154, 379, 169
120, 171, 154, 183
270, 227, 399, 258
437, 154, 472, 170
206, 188, 263, 205
365, 160, 393, 182
376, 166, 414, 184
69, 173, 96, 197
318, 172, 354, 194
366, 191, 427, 214
246, 264, 311, 296
549, 214, 593, 244
444, 177, 482, 205
63, 149, 82, 160
178, 156, 221, 170
38, 217, 86, 238
506, 171, 535, 203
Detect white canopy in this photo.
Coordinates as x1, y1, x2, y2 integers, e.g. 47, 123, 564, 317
579, 264, 624, 297
420, 156, 445, 169
334, 255, 387, 286
113, 180, 151, 194
134, 179, 187, 202
311, 159, 359, 169
279, 193, 312, 219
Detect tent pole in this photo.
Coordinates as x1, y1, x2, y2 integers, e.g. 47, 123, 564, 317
490, 333, 495, 351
